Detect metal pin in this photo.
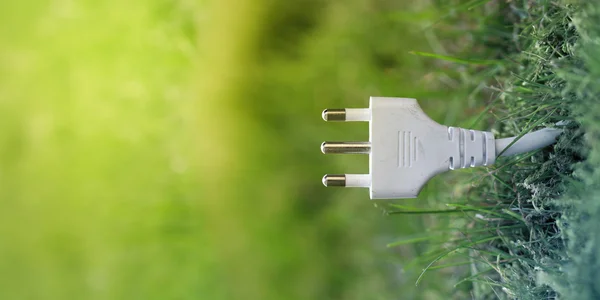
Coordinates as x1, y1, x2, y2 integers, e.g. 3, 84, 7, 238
322, 109, 346, 121
322, 174, 371, 188
322, 174, 345, 187
322, 108, 370, 122
321, 142, 371, 154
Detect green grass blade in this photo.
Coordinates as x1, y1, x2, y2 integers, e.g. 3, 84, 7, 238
454, 267, 495, 287
415, 236, 500, 286
387, 225, 524, 248
409, 51, 501, 66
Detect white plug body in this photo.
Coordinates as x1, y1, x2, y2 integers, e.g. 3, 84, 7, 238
369, 97, 495, 199
321, 97, 565, 199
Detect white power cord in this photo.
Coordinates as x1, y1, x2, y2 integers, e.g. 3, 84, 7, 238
320, 97, 563, 199
495, 128, 562, 157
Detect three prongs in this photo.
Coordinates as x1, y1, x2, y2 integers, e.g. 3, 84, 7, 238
321, 107, 371, 188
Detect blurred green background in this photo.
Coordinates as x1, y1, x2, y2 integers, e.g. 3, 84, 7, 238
0, 0, 486, 299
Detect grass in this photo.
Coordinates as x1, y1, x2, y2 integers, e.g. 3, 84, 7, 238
383, 0, 600, 299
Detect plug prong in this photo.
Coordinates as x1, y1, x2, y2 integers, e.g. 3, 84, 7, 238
321, 142, 371, 154
322, 109, 346, 121
322, 174, 345, 187
322, 108, 370, 122
322, 174, 370, 188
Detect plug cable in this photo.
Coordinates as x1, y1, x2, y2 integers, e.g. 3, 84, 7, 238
495, 128, 562, 157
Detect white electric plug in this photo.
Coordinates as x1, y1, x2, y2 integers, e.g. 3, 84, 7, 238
321, 97, 562, 199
